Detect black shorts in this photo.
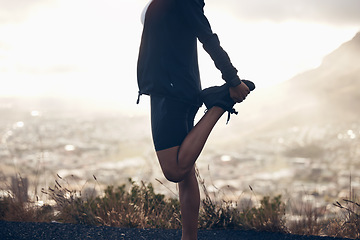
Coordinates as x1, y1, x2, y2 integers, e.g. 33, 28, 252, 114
150, 95, 199, 151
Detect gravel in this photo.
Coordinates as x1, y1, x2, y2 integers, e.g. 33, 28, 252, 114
0, 221, 352, 240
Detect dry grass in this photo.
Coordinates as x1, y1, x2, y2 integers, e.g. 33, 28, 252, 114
0, 173, 359, 239
0, 174, 53, 223
198, 172, 286, 233
41, 175, 182, 228
331, 198, 360, 239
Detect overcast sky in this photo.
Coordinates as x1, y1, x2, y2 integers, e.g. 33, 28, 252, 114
0, 0, 359, 112
2, 0, 360, 25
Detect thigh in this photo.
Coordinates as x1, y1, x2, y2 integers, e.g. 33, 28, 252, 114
150, 95, 198, 151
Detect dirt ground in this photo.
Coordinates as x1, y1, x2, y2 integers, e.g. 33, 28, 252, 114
0, 221, 353, 240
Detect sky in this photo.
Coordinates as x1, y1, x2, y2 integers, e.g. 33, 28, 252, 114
0, 0, 359, 112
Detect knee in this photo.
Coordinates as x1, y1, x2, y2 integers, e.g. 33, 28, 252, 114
162, 169, 185, 183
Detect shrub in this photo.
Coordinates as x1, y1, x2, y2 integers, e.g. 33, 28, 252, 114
240, 195, 287, 233
45, 177, 181, 229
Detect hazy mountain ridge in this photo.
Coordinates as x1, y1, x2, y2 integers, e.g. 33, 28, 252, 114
242, 31, 360, 129
287, 31, 360, 117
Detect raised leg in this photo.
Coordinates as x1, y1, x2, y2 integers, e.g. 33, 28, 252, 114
156, 106, 225, 183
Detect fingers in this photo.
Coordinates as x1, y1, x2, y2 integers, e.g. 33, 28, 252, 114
230, 92, 246, 103
229, 82, 251, 103
233, 91, 247, 103
241, 81, 251, 94
234, 96, 246, 103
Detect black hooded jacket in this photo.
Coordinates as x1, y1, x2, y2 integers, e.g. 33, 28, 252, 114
137, 0, 241, 106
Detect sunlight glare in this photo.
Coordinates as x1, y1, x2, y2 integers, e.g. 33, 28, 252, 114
0, 0, 358, 113
201, 7, 358, 89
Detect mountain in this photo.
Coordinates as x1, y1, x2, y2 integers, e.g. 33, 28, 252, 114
255, 32, 358, 124
284, 31, 360, 118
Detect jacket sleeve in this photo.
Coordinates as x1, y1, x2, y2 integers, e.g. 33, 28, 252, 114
178, 0, 242, 87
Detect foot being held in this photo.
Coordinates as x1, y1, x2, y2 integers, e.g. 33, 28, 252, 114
200, 80, 255, 123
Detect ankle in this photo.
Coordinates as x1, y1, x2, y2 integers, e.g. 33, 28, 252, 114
206, 106, 225, 115
181, 232, 197, 240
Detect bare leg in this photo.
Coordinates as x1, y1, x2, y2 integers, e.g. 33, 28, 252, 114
155, 106, 224, 240
156, 106, 225, 182
178, 167, 200, 240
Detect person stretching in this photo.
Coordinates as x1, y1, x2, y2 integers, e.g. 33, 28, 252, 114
137, 0, 255, 239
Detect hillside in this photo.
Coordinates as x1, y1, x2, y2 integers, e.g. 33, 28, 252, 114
233, 32, 360, 130
282, 31, 360, 120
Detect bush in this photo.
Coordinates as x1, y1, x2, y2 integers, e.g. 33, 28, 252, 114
46, 177, 181, 229
240, 195, 286, 232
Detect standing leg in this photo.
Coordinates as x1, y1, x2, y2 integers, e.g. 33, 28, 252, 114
178, 167, 200, 240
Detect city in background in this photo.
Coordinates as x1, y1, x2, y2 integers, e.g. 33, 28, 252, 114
1, 0, 360, 221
